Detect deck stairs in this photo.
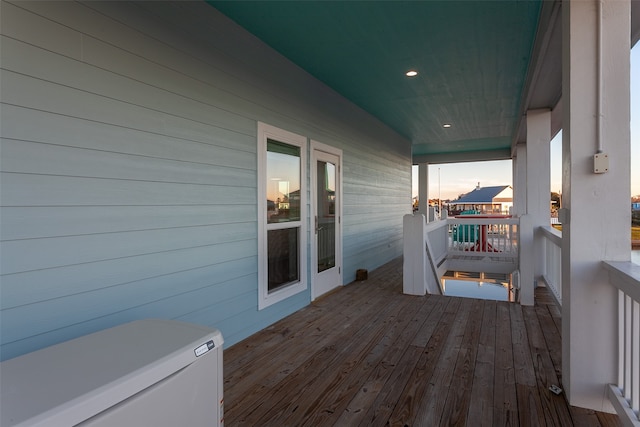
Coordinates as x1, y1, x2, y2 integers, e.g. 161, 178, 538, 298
403, 214, 520, 297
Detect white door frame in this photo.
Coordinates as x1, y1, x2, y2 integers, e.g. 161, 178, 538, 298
310, 140, 343, 300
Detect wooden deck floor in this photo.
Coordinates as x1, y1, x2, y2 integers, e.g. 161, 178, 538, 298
224, 257, 621, 426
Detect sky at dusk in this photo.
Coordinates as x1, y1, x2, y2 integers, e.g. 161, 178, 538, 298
413, 44, 640, 201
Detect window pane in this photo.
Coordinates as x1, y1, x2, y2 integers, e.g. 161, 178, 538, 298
268, 228, 299, 292
267, 139, 300, 223
317, 160, 336, 272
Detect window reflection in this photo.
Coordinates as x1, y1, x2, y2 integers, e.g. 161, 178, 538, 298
317, 160, 336, 272
267, 139, 300, 223
267, 228, 299, 291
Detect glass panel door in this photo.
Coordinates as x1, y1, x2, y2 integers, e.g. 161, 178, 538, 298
317, 160, 336, 273
312, 146, 342, 300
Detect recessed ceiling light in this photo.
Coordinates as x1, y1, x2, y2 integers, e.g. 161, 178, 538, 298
405, 70, 418, 77
443, 123, 452, 128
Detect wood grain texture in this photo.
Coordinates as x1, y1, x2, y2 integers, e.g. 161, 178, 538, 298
224, 258, 623, 426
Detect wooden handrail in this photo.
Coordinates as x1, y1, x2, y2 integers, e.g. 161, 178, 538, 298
604, 261, 640, 302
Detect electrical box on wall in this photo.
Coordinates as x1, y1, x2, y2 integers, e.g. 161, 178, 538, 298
593, 153, 609, 174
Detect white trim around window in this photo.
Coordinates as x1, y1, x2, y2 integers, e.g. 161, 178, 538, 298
257, 122, 307, 310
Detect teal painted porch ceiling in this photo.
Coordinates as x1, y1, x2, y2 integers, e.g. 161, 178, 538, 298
209, 1, 542, 160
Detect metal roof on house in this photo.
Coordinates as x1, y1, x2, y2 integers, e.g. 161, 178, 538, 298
452, 186, 511, 204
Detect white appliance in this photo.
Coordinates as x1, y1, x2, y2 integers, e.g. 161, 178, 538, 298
1, 319, 223, 427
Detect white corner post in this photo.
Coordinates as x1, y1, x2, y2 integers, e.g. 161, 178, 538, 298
403, 214, 427, 295
512, 143, 527, 217
512, 142, 528, 304
562, 0, 631, 412
520, 109, 551, 306
417, 163, 430, 219
518, 214, 534, 305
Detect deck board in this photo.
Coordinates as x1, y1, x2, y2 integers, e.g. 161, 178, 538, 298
494, 301, 519, 426
467, 300, 497, 426
224, 257, 622, 426
438, 298, 484, 426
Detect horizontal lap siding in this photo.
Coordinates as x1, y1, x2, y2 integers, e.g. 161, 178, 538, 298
0, 0, 410, 360
342, 143, 410, 282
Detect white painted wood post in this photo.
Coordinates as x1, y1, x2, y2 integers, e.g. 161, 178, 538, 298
526, 109, 551, 285
512, 143, 527, 217
418, 163, 429, 218
428, 206, 436, 223
518, 214, 535, 306
403, 214, 427, 296
562, 0, 631, 412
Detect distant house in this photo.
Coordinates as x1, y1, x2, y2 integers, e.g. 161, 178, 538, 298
448, 184, 513, 215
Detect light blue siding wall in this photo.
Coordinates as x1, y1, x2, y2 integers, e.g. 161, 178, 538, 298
0, 1, 411, 361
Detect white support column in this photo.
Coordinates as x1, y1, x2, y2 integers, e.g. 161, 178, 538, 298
562, 0, 631, 412
513, 143, 527, 216
519, 214, 534, 306
403, 214, 427, 296
418, 163, 429, 219
526, 109, 551, 294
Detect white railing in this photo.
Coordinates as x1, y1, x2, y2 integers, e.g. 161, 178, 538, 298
446, 216, 521, 280
540, 226, 562, 305
447, 217, 519, 260
604, 261, 640, 426
425, 219, 449, 271
403, 214, 445, 296
403, 214, 520, 297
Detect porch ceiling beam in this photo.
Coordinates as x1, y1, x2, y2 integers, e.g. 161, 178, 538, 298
513, 0, 562, 149
413, 148, 511, 166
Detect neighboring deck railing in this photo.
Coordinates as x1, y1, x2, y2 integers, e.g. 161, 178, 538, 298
540, 226, 562, 305
604, 261, 640, 426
